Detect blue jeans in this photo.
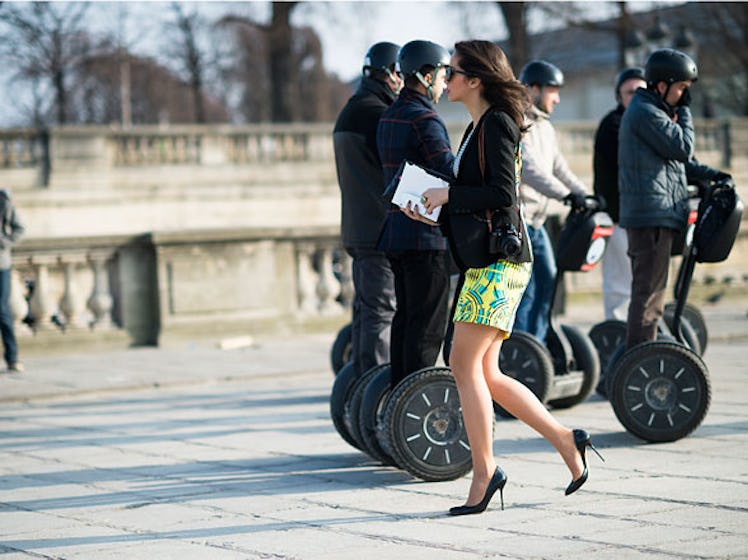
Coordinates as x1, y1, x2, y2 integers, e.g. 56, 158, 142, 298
0, 268, 18, 365
514, 225, 557, 342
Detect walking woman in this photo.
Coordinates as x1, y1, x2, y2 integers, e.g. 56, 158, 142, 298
403, 40, 602, 515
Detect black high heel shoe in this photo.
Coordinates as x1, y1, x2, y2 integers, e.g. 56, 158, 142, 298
449, 466, 507, 516
565, 429, 605, 496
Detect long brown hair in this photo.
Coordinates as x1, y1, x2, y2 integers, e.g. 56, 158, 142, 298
453, 40, 531, 133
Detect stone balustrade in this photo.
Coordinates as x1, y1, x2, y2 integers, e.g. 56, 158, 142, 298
11, 227, 352, 349
0, 128, 41, 168
1, 118, 745, 180
1, 119, 746, 352
106, 123, 334, 168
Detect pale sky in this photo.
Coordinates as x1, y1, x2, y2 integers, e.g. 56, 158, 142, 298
292, 1, 508, 80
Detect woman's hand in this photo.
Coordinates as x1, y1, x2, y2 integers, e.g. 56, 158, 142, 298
420, 187, 449, 214
401, 187, 448, 224
402, 201, 438, 224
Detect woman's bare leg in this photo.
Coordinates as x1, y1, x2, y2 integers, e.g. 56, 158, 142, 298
449, 321, 505, 506
482, 340, 585, 480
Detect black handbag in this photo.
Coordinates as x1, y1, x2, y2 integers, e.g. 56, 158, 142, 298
449, 209, 498, 269
449, 122, 526, 269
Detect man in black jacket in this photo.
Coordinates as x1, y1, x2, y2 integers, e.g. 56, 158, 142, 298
333, 42, 401, 377
593, 67, 645, 321
376, 40, 454, 387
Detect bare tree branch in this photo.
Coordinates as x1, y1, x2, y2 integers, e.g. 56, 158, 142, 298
0, 1, 91, 124
168, 2, 206, 123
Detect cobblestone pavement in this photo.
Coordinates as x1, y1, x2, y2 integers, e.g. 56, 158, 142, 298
0, 303, 747, 559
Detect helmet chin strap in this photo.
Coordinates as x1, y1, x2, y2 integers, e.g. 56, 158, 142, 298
415, 71, 435, 101
654, 81, 676, 107
533, 85, 546, 113
384, 69, 402, 94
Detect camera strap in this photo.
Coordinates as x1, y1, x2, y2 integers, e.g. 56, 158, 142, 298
476, 120, 496, 233
477, 116, 525, 237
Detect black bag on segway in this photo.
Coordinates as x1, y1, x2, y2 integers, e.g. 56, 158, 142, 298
555, 209, 614, 272
693, 182, 743, 263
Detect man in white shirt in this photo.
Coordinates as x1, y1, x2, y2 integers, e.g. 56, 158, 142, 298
514, 60, 588, 342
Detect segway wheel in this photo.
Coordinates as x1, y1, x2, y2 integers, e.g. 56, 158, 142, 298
345, 363, 390, 452
548, 324, 600, 409
589, 320, 627, 397
381, 367, 472, 481
496, 331, 554, 418
358, 365, 398, 466
665, 302, 707, 354
330, 362, 363, 450
603, 329, 687, 399
609, 341, 710, 443
330, 323, 352, 375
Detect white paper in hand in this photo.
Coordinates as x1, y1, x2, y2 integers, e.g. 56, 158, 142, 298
391, 161, 448, 223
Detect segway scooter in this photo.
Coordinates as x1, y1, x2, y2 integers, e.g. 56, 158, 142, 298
331, 277, 472, 481
493, 196, 613, 416
591, 190, 704, 398
606, 177, 742, 442
333, 356, 472, 481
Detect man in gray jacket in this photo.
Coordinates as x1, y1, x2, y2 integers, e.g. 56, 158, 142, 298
333, 42, 401, 377
0, 189, 24, 372
619, 49, 726, 349
514, 60, 588, 342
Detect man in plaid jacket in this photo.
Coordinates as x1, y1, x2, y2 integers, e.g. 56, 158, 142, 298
376, 40, 455, 387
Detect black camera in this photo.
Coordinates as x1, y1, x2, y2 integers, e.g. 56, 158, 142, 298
489, 223, 522, 257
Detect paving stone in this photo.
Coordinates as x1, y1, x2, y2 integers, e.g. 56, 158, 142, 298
0, 311, 746, 558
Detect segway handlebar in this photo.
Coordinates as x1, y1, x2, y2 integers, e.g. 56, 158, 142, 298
563, 194, 607, 213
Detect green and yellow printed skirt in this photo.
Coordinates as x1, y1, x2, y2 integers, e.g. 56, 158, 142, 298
453, 260, 532, 335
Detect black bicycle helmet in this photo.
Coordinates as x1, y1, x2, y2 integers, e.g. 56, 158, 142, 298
363, 42, 400, 75
614, 67, 645, 103
397, 40, 450, 78
645, 48, 698, 85
519, 60, 564, 87
615, 67, 645, 93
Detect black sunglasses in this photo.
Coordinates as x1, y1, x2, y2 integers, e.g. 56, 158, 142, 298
445, 66, 470, 81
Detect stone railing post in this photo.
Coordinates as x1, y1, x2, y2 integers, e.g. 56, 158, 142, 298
336, 248, 353, 310
9, 268, 28, 330
87, 251, 114, 329
296, 242, 318, 315
316, 244, 339, 314
28, 256, 56, 331
58, 254, 88, 329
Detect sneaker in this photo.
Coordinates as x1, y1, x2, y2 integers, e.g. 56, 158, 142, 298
7, 362, 24, 373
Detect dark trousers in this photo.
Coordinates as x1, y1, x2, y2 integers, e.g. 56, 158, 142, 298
387, 250, 450, 386
0, 268, 18, 365
626, 227, 676, 349
347, 248, 396, 377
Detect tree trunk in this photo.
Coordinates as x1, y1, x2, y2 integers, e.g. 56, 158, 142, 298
188, 45, 205, 123
54, 68, 67, 125
616, 1, 631, 69
192, 73, 205, 123
499, 2, 529, 73
269, 2, 299, 122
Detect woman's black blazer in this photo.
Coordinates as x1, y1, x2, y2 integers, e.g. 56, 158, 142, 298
443, 108, 532, 266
